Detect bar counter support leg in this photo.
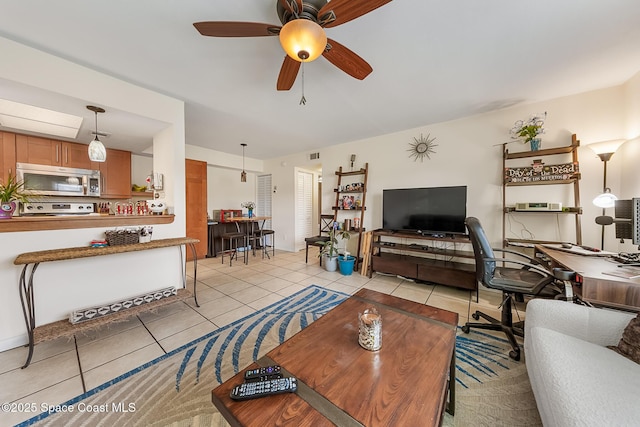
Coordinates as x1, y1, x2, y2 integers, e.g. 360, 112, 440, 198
19, 263, 40, 369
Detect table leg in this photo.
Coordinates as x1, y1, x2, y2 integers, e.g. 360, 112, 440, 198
186, 242, 199, 307
447, 346, 456, 415
19, 263, 39, 369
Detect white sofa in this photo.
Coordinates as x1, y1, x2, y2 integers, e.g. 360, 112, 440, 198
525, 299, 640, 426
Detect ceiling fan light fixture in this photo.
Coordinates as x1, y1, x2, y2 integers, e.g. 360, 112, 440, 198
86, 105, 107, 162
279, 19, 327, 62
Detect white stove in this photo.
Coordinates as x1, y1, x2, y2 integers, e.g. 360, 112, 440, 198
20, 202, 95, 216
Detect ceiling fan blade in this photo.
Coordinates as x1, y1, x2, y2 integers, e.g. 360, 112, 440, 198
194, 22, 280, 37
322, 38, 373, 80
279, 0, 303, 16
318, 0, 392, 28
277, 56, 301, 91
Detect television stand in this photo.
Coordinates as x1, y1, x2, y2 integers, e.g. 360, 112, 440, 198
368, 230, 477, 300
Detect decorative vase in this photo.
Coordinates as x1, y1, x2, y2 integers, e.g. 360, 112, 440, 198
0, 201, 16, 219
248, 208, 253, 218
323, 255, 338, 272
529, 138, 541, 151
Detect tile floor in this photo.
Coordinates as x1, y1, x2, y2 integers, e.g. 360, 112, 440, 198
0, 249, 519, 426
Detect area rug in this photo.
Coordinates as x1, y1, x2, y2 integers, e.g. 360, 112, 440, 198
19, 286, 540, 426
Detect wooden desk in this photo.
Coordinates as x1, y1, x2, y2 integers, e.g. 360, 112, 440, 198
535, 245, 640, 312
212, 288, 458, 426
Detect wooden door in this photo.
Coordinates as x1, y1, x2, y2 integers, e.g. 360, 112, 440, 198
185, 159, 208, 260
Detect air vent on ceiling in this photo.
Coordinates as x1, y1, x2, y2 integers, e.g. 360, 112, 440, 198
91, 130, 110, 138
309, 152, 320, 160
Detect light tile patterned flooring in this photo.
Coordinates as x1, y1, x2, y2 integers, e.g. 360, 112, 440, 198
0, 249, 517, 426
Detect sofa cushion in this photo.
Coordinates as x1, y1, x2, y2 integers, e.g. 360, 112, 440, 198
528, 326, 640, 426
609, 313, 640, 364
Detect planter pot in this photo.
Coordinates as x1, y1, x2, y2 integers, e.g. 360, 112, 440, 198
338, 255, 355, 275
323, 255, 338, 272
0, 201, 16, 219
529, 138, 541, 151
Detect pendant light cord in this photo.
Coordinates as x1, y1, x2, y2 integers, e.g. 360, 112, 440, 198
299, 62, 307, 106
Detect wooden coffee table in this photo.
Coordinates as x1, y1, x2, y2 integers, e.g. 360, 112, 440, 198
211, 288, 458, 426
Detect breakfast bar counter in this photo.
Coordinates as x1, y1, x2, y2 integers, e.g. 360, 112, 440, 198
0, 214, 175, 233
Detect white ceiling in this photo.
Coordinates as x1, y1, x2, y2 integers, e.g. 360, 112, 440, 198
0, 0, 639, 159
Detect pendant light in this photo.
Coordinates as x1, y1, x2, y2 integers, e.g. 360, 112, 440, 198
240, 143, 247, 182
87, 105, 107, 162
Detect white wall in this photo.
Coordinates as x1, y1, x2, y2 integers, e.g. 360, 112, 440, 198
0, 37, 186, 351
266, 79, 637, 254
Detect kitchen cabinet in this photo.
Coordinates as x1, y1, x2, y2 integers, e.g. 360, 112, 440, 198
99, 148, 131, 199
1, 131, 17, 183
16, 134, 93, 169
16, 135, 58, 166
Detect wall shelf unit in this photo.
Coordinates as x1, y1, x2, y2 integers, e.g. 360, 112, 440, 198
332, 163, 368, 269
502, 134, 582, 247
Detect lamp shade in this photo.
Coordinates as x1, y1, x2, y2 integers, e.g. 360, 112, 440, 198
88, 136, 106, 162
279, 19, 327, 62
587, 139, 626, 157
593, 189, 617, 208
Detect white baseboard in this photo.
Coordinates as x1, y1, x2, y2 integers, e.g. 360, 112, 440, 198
0, 334, 28, 353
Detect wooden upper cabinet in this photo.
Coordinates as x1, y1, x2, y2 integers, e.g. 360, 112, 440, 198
16, 135, 95, 169
61, 141, 92, 169
1, 132, 17, 183
99, 148, 131, 199
16, 135, 60, 166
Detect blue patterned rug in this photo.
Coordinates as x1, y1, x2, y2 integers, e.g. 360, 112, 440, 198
21, 286, 521, 426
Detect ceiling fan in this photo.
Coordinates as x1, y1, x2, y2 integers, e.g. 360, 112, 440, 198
194, 0, 392, 91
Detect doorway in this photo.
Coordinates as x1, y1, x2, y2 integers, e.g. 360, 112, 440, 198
295, 169, 313, 252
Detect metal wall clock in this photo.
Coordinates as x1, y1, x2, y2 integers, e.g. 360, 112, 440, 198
408, 133, 437, 161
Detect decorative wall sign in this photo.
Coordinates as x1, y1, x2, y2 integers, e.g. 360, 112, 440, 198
504, 159, 579, 183
408, 133, 437, 161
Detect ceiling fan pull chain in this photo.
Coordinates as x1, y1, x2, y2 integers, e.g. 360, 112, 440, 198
299, 62, 307, 105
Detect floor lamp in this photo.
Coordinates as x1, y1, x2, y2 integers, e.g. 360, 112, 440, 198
587, 139, 626, 249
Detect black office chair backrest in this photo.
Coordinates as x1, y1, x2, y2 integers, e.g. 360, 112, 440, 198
465, 217, 497, 286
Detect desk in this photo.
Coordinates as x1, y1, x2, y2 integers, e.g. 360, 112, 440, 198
535, 245, 640, 312
14, 237, 199, 368
228, 216, 272, 262
211, 288, 457, 426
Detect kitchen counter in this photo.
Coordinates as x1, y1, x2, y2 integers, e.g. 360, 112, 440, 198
0, 214, 174, 233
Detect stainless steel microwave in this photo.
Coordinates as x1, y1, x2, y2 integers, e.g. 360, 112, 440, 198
16, 163, 101, 197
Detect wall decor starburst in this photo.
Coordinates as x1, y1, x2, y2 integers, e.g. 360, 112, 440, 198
408, 133, 437, 161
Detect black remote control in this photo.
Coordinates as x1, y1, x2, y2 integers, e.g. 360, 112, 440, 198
230, 377, 297, 401
244, 365, 281, 381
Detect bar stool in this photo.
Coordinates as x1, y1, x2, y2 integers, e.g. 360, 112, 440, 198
253, 228, 275, 259
221, 228, 247, 266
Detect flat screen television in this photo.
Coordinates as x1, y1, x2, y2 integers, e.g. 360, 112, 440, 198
382, 186, 467, 235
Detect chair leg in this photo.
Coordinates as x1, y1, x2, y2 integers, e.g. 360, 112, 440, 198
305, 243, 309, 263
462, 293, 522, 361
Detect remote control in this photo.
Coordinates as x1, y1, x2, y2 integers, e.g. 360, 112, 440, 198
244, 365, 281, 381
230, 377, 297, 401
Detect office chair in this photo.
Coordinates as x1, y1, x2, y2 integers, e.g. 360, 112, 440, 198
461, 217, 559, 361
305, 214, 335, 265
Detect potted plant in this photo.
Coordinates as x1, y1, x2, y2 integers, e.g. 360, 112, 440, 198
241, 201, 256, 218
0, 173, 31, 219
510, 112, 547, 151
319, 222, 350, 272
